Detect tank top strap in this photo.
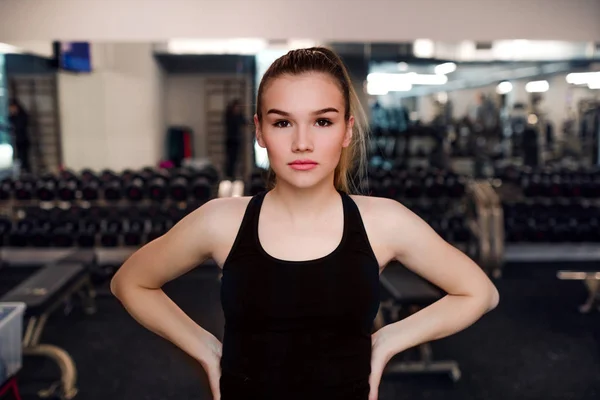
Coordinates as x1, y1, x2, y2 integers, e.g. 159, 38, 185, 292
222, 191, 267, 269
338, 190, 379, 265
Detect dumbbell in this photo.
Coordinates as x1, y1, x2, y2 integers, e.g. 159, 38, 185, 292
448, 217, 470, 243
424, 172, 445, 198
8, 219, 33, 247
80, 169, 98, 184
125, 175, 146, 202
59, 169, 78, 181
520, 172, 542, 197
0, 217, 11, 246
78, 219, 100, 247
149, 176, 168, 202
10, 216, 52, 247
52, 222, 78, 247
196, 165, 220, 186
169, 176, 189, 202
121, 169, 136, 183
41, 208, 76, 247
82, 179, 101, 201
378, 170, 401, 199
146, 217, 169, 242
445, 173, 466, 198
403, 176, 424, 198
100, 216, 122, 248
100, 169, 119, 184
58, 178, 79, 202
192, 176, 212, 201
103, 180, 122, 202
123, 220, 145, 246
0, 178, 12, 200
14, 179, 35, 201
36, 174, 58, 202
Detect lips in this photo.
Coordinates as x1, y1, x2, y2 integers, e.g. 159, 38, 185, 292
288, 160, 318, 171
289, 160, 317, 165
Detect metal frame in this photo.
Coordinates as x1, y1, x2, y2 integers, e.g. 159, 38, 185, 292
374, 300, 461, 382
479, 182, 505, 278
1, 249, 98, 400
557, 271, 600, 314
21, 273, 96, 399
466, 181, 492, 272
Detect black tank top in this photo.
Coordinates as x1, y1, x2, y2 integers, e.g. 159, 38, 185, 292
219, 190, 380, 398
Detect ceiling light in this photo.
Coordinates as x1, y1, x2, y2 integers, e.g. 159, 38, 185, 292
525, 80, 549, 93
434, 62, 457, 75
413, 39, 435, 58
496, 81, 513, 94
566, 71, 600, 85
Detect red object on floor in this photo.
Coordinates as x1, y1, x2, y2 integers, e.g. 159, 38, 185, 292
183, 131, 193, 159
0, 377, 22, 400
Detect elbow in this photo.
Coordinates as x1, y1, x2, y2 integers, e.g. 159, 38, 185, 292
486, 283, 500, 311
110, 274, 122, 299
110, 269, 130, 300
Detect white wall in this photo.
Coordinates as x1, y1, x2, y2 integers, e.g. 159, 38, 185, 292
164, 75, 208, 158
59, 43, 164, 171
58, 72, 109, 170
0, 0, 599, 42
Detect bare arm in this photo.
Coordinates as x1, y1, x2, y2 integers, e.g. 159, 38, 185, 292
374, 198, 500, 357
110, 199, 223, 365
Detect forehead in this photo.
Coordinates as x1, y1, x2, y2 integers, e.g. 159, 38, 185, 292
262, 72, 344, 113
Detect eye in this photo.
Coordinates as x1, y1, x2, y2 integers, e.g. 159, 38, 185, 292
315, 119, 333, 127
273, 120, 290, 128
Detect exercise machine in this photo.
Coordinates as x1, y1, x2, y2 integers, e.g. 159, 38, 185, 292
375, 261, 461, 382
0, 249, 97, 399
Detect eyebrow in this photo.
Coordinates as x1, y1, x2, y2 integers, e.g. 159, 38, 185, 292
266, 107, 340, 117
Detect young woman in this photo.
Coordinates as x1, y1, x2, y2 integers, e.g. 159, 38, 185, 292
111, 47, 499, 400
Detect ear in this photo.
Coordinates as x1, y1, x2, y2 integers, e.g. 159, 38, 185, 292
254, 114, 266, 148
342, 116, 354, 148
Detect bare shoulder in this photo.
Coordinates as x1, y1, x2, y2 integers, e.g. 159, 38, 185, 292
195, 196, 252, 233
192, 196, 252, 266
348, 194, 413, 226
348, 195, 417, 266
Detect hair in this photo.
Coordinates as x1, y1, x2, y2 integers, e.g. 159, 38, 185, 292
255, 47, 369, 194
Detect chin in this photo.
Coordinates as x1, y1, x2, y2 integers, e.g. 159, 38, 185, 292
279, 172, 333, 189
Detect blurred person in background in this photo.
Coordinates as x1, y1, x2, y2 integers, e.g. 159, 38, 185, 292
8, 98, 30, 173
474, 92, 499, 133
224, 99, 247, 179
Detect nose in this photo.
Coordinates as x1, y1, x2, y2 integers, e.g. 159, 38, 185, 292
292, 125, 313, 153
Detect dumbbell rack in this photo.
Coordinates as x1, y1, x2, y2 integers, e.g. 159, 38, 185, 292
494, 171, 600, 313
0, 167, 223, 273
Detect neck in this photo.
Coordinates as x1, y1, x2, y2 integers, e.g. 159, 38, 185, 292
268, 178, 340, 222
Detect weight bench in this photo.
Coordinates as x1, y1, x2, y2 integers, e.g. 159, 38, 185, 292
557, 270, 600, 314
0, 251, 97, 399
377, 262, 461, 382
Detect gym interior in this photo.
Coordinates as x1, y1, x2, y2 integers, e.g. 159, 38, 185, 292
0, 1, 599, 399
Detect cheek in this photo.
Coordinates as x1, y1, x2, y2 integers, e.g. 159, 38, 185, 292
262, 134, 287, 158
318, 129, 347, 156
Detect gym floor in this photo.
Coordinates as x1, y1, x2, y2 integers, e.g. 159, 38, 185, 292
17, 263, 600, 400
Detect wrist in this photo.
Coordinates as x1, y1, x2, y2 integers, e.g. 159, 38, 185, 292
373, 325, 394, 359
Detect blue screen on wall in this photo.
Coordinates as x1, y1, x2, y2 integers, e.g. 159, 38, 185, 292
60, 42, 92, 73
